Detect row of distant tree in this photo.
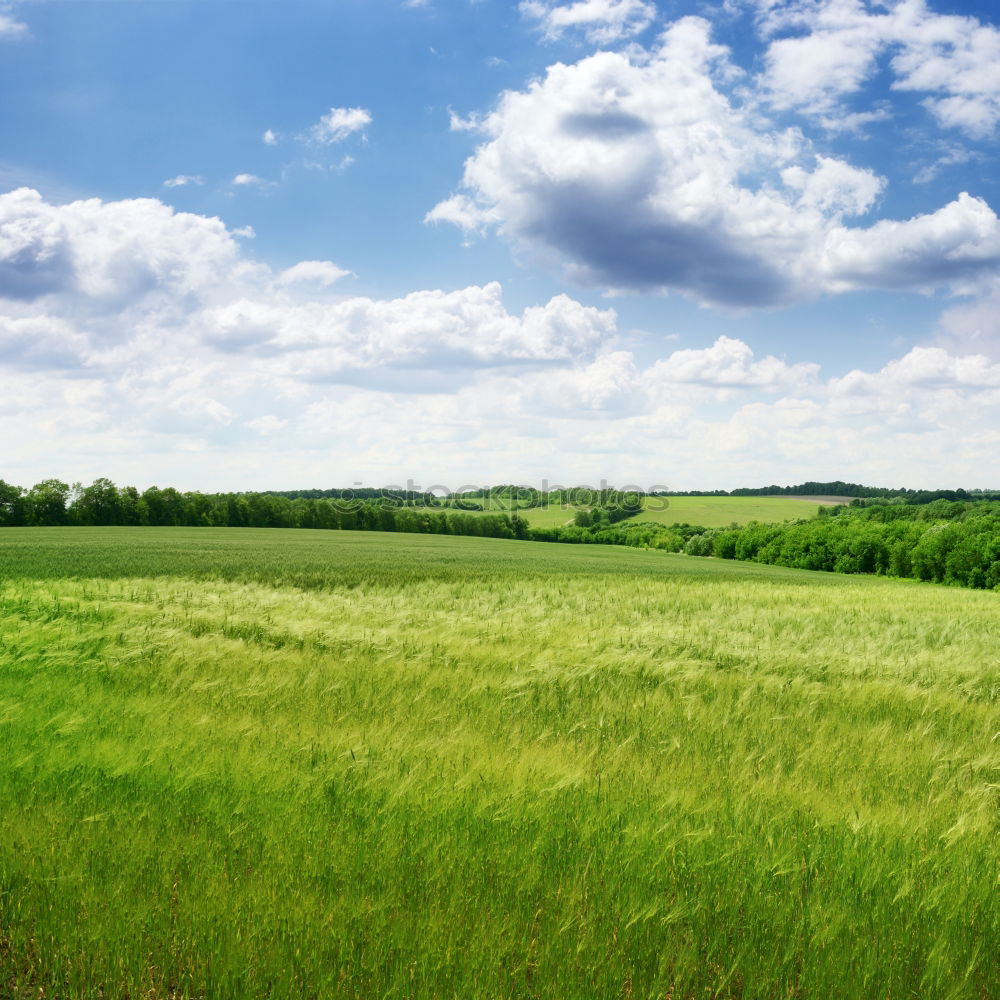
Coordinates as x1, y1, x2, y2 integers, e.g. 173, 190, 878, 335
263, 487, 440, 504
272, 481, 1000, 507
648, 481, 1000, 502
433, 485, 646, 512
0, 478, 527, 539
0, 478, 651, 525
191, 479, 1000, 511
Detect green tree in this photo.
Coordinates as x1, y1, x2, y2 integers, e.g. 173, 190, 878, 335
26, 479, 70, 525
0, 480, 27, 526
73, 478, 122, 526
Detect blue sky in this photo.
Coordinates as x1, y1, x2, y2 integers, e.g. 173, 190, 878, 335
2, 0, 1000, 490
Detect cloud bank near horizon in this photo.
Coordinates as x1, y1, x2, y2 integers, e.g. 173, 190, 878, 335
1, 187, 999, 490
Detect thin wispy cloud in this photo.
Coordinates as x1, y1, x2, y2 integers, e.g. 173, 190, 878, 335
520, 0, 656, 44
231, 173, 271, 188
163, 175, 204, 188
0, 2, 27, 39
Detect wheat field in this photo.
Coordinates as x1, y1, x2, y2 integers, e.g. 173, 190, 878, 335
1, 528, 999, 998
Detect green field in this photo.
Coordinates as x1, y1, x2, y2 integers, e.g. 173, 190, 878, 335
635, 495, 845, 528
445, 497, 578, 527
451, 494, 842, 529
2, 528, 999, 998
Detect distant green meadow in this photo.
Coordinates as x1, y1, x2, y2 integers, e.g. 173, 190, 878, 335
634, 495, 845, 528
453, 494, 844, 529
2, 528, 999, 998
444, 496, 581, 527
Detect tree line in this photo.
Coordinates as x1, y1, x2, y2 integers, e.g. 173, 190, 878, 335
0, 478, 528, 540
0, 476, 640, 538
681, 500, 1000, 590
262, 488, 439, 504
651, 481, 1000, 500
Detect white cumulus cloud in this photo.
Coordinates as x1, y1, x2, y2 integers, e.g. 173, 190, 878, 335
645, 336, 820, 389
0, 187, 244, 306
430, 15, 1000, 307
202, 283, 616, 376
753, 0, 1000, 138
0, 190, 616, 384
831, 346, 1000, 395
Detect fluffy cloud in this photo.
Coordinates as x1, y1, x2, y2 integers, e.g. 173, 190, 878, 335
935, 280, 1000, 356
232, 173, 269, 188
481, 336, 820, 416
424, 194, 499, 238
0, 188, 615, 379
245, 414, 288, 435
753, 0, 1000, 137
3, 187, 998, 490
202, 284, 616, 376
819, 193, 1000, 293
277, 261, 352, 287
537, 350, 639, 410
831, 345, 1000, 395
644, 336, 819, 389
520, 0, 656, 44
307, 107, 372, 145
0, 187, 243, 306
0, 313, 87, 370
755, 0, 891, 118
431, 16, 1000, 307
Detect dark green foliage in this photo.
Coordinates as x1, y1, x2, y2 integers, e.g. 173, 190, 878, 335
25, 479, 71, 525
730, 480, 908, 498
655, 482, 1000, 501
681, 500, 1000, 590
263, 486, 440, 504
0, 479, 28, 526
0, 477, 528, 542
531, 499, 1000, 591
653, 480, 891, 498
531, 519, 702, 551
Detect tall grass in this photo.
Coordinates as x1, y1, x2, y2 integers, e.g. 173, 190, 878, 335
1, 528, 999, 998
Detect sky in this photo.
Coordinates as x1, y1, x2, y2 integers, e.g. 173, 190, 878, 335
2, 0, 1000, 491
